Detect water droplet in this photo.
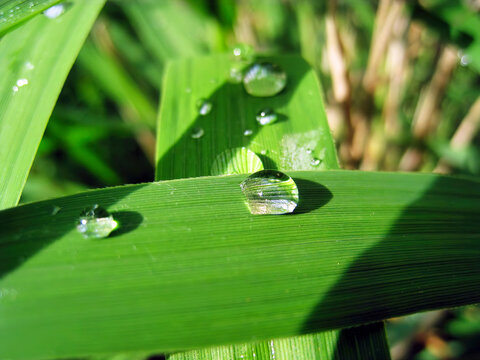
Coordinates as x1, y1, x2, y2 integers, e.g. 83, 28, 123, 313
211, 147, 263, 175
191, 127, 205, 139
196, 98, 212, 115
260, 149, 267, 155
43, 2, 71, 19
311, 158, 321, 166
76, 204, 118, 239
256, 108, 278, 125
243, 129, 253, 136
240, 170, 299, 215
228, 67, 243, 83
16, 78, 28, 87
231, 43, 254, 63
243, 62, 287, 97
24, 61, 34, 70
12, 86, 18, 93
52, 205, 61, 215
460, 54, 471, 66
306, 148, 313, 154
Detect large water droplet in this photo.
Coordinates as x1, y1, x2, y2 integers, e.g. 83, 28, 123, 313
243, 62, 287, 97
240, 170, 299, 215
191, 127, 205, 139
231, 43, 254, 63
211, 147, 264, 176
76, 205, 118, 239
197, 99, 212, 115
43, 2, 71, 19
256, 108, 278, 125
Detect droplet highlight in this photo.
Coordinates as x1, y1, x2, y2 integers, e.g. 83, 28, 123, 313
76, 204, 118, 239
243, 62, 287, 97
196, 99, 212, 115
256, 108, 278, 126
240, 170, 299, 215
211, 147, 264, 176
43, 2, 71, 19
231, 43, 254, 63
311, 158, 321, 166
191, 127, 205, 139
243, 129, 253, 136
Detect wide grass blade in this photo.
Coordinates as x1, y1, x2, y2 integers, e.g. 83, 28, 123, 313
0, 0, 106, 210
1, 170, 479, 359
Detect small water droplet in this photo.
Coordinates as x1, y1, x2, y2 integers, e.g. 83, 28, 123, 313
51, 205, 61, 215
16, 78, 28, 87
306, 148, 313, 154
243, 62, 287, 97
231, 43, 254, 63
240, 170, 299, 215
243, 129, 253, 136
211, 147, 263, 175
76, 204, 118, 239
460, 54, 471, 66
256, 108, 278, 125
311, 158, 321, 166
43, 2, 71, 19
12, 86, 19, 93
24, 61, 34, 70
191, 127, 205, 139
196, 98, 212, 115
260, 149, 267, 155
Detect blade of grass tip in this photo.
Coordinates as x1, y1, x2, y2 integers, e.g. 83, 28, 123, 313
0, 0, 62, 35
155, 53, 388, 358
0, 0, 106, 210
1, 171, 479, 359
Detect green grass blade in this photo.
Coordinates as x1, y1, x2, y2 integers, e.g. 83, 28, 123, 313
1, 171, 479, 359
0, 0, 106, 210
169, 323, 390, 360
156, 54, 339, 180
0, 0, 62, 35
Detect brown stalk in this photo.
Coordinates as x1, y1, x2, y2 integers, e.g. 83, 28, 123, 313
434, 97, 480, 173
363, 0, 405, 94
399, 45, 458, 171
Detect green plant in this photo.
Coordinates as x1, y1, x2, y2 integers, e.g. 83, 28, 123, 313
1, 1, 479, 359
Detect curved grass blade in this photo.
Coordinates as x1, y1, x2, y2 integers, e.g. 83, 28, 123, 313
0, 0, 106, 210
0, 0, 63, 35
1, 171, 479, 359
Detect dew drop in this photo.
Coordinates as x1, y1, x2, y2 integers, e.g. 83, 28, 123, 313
231, 43, 254, 63
240, 170, 299, 215
256, 108, 278, 126
243, 62, 287, 97
43, 2, 71, 19
16, 78, 28, 87
243, 129, 253, 136
306, 148, 313, 154
76, 204, 118, 239
460, 54, 471, 66
196, 98, 212, 115
24, 61, 35, 70
191, 127, 205, 139
311, 158, 321, 166
211, 147, 263, 175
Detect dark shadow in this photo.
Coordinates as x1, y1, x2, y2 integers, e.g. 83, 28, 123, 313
257, 154, 278, 170
147, 354, 166, 360
300, 175, 480, 354
293, 178, 333, 214
0, 185, 146, 279
156, 55, 310, 180
109, 210, 144, 238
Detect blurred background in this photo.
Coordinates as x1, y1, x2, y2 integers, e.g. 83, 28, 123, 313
22, 0, 480, 359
